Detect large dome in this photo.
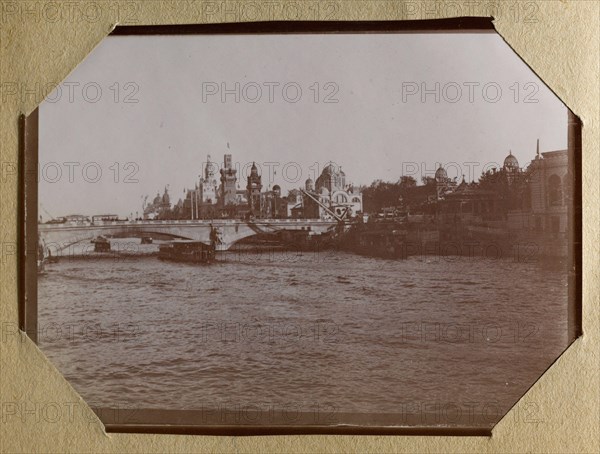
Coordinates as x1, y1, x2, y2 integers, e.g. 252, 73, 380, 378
435, 165, 448, 182
322, 163, 337, 175
504, 151, 519, 170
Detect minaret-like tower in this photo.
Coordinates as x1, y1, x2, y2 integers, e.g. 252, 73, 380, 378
219, 154, 237, 207
200, 154, 218, 204
205, 154, 214, 180
247, 162, 262, 213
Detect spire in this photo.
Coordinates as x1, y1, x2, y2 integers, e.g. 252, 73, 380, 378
536, 139, 540, 157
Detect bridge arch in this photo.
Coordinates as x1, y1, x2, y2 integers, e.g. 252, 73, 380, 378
39, 219, 338, 253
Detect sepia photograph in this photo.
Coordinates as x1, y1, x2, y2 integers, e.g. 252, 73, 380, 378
24, 21, 580, 434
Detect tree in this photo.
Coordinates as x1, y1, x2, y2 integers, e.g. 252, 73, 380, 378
361, 176, 417, 214
400, 175, 417, 188
478, 167, 531, 215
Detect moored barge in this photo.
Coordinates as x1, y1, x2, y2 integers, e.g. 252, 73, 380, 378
91, 235, 111, 252
158, 240, 215, 263
339, 220, 408, 259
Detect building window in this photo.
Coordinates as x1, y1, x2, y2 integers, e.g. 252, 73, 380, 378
548, 174, 562, 207
335, 193, 348, 203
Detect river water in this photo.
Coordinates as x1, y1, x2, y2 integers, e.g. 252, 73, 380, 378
37, 241, 569, 426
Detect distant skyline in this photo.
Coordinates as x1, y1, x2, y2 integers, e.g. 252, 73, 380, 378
40, 33, 567, 218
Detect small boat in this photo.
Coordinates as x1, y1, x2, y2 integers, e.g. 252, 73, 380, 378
158, 240, 215, 263
91, 236, 111, 252
141, 236, 153, 244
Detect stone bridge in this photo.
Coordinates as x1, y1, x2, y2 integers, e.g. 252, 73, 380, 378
38, 219, 338, 252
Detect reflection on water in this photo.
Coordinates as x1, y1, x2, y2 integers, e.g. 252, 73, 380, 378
38, 244, 568, 423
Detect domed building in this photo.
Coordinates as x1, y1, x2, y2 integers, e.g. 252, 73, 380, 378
503, 151, 521, 183
143, 187, 172, 219
303, 162, 362, 220
434, 164, 457, 198
503, 151, 519, 172
435, 165, 449, 183
305, 177, 314, 192
506, 139, 569, 251
161, 187, 170, 207
316, 163, 346, 193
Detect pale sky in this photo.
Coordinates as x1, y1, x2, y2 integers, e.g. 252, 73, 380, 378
39, 32, 566, 218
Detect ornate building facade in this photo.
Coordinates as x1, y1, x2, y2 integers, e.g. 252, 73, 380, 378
302, 163, 363, 220
144, 155, 362, 221
508, 145, 569, 236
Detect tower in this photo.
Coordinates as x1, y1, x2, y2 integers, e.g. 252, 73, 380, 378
205, 154, 214, 180
247, 162, 262, 213
219, 154, 237, 207
200, 154, 218, 204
